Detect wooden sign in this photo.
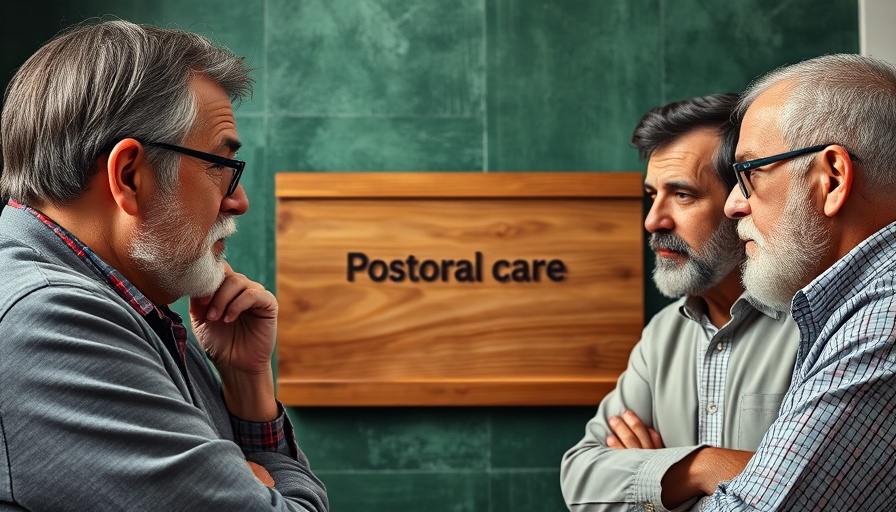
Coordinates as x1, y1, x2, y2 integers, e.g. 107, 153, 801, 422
275, 172, 644, 406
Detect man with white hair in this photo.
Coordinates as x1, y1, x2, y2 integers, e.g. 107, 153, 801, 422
662, 53, 896, 510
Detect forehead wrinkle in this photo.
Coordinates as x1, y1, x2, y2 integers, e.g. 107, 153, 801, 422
648, 150, 718, 191
197, 102, 238, 152
737, 82, 791, 161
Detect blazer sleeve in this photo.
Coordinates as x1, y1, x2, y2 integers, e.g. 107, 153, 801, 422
0, 284, 327, 511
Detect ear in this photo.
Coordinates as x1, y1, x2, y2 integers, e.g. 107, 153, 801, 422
106, 138, 149, 216
819, 145, 853, 218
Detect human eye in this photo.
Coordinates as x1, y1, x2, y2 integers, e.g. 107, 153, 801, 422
204, 162, 228, 174
671, 188, 699, 203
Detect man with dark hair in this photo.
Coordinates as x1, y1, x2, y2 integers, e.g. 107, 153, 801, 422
0, 21, 327, 510
666, 53, 896, 511
560, 94, 798, 511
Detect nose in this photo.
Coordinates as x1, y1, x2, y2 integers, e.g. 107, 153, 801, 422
724, 186, 750, 219
644, 198, 674, 233
221, 184, 249, 216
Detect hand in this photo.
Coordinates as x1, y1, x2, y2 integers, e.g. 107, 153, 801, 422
606, 410, 664, 449
661, 447, 754, 508
189, 262, 278, 375
190, 262, 279, 421
247, 461, 275, 488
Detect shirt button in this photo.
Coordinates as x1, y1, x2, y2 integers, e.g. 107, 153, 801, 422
708, 403, 718, 414
716, 343, 724, 351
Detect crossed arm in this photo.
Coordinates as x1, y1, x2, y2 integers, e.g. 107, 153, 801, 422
0, 265, 327, 510
605, 411, 752, 509
560, 328, 752, 512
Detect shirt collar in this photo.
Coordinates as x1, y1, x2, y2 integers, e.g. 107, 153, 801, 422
9, 199, 158, 317
679, 290, 783, 324
794, 219, 896, 333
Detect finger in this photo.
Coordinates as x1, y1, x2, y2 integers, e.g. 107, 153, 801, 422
247, 460, 275, 488
219, 285, 277, 323
606, 435, 621, 449
203, 270, 260, 321
649, 428, 664, 449
189, 295, 210, 321
197, 262, 234, 306
608, 416, 640, 449
621, 410, 653, 449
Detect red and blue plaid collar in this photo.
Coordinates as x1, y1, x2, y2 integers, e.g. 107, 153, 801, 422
9, 199, 158, 317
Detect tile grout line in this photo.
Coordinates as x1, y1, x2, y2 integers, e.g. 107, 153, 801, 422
659, 0, 667, 103
487, 407, 493, 512
262, 0, 271, 288
311, 468, 560, 475
481, 0, 489, 173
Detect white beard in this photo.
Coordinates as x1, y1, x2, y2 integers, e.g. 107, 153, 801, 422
738, 177, 832, 311
129, 196, 236, 300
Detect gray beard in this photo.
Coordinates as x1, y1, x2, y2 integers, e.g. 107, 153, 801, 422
651, 218, 744, 298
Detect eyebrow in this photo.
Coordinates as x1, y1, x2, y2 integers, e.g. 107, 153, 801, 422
662, 180, 699, 193
215, 137, 242, 154
735, 150, 759, 162
644, 180, 700, 196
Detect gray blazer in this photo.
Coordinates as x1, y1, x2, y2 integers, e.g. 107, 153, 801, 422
0, 206, 328, 511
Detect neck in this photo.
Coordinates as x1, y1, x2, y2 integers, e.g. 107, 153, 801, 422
33, 191, 171, 305
35, 198, 122, 269
697, 269, 744, 328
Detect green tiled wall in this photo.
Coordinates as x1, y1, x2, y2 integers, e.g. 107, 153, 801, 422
1, 1, 858, 510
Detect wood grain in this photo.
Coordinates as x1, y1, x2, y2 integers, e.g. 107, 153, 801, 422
276, 171, 642, 198
276, 172, 644, 405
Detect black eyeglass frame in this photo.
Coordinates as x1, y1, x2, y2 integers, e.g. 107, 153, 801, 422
732, 144, 831, 199
144, 141, 245, 196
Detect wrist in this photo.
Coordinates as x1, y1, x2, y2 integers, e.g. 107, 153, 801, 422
219, 366, 278, 421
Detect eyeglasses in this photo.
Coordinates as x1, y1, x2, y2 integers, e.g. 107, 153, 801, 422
144, 141, 245, 196
732, 144, 831, 199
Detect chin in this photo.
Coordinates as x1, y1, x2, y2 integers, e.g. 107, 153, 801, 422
168, 254, 227, 299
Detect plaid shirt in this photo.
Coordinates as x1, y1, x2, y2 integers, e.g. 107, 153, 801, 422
700, 220, 896, 510
10, 200, 289, 455
679, 301, 737, 448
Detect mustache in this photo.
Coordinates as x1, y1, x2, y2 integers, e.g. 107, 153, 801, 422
649, 232, 692, 256
207, 215, 237, 243
737, 218, 761, 244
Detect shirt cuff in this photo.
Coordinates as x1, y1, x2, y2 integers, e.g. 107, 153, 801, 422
230, 401, 297, 458
634, 444, 707, 512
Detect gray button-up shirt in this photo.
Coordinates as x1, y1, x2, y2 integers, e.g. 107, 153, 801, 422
561, 292, 799, 511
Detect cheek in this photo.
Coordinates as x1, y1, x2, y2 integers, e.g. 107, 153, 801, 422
752, 206, 782, 235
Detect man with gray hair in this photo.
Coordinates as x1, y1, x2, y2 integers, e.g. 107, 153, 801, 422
0, 21, 328, 510
661, 54, 896, 510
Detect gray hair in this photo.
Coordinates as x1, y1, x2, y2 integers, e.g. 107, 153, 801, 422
737, 54, 896, 192
1, 20, 253, 205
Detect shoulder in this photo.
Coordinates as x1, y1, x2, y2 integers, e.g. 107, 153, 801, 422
643, 296, 692, 333
0, 236, 119, 316
0, 243, 151, 365
636, 296, 700, 354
